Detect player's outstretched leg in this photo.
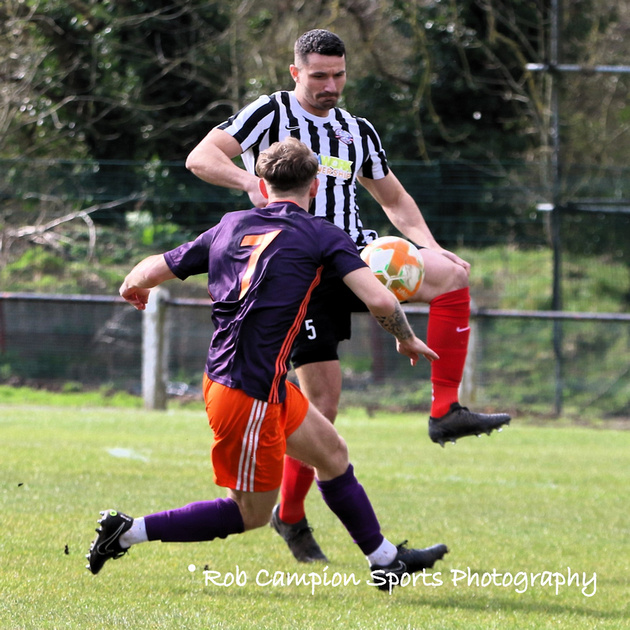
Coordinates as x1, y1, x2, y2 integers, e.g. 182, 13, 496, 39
315, 464, 448, 591
86, 509, 133, 575
429, 403, 511, 447
270, 504, 328, 562
370, 541, 449, 592
87, 499, 246, 575
426, 287, 511, 446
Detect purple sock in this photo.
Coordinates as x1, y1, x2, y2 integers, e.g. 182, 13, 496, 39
144, 498, 244, 543
316, 464, 383, 556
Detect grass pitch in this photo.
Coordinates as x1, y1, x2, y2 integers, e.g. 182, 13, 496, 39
1, 403, 628, 629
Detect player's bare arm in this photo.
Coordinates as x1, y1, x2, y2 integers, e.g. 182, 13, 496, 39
379, 302, 439, 366
374, 301, 413, 340
119, 254, 176, 311
186, 128, 266, 207
342, 267, 438, 364
359, 171, 470, 274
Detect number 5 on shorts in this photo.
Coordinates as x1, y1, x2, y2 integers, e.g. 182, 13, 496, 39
304, 318, 317, 340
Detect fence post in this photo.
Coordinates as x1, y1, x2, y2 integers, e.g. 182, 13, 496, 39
370, 316, 387, 383
460, 301, 478, 406
142, 287, 170, 410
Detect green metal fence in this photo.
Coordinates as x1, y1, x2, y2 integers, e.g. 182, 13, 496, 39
1, 159, 628, 416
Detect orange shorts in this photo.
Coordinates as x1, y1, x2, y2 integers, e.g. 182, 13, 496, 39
202, 374, 309, 492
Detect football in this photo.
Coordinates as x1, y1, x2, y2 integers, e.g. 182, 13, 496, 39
360, 236, 425, 302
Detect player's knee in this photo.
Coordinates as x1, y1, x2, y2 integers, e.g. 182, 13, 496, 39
319, 434, 349, 479
229, 494, 275, 531
431, 260, 469, 295
246, 512, 273, 531
451, 261, 470, 289
240, 506, 274, 531
415, 253, 470, 300
333, 433, 348, 460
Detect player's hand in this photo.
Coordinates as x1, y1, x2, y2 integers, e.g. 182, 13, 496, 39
120, 285, 151, 310
396, 337, 439, 366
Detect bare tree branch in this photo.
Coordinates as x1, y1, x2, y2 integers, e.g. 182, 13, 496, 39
2, 194, 144, 262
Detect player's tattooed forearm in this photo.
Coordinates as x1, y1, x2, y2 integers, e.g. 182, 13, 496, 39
375, 303, 413, 340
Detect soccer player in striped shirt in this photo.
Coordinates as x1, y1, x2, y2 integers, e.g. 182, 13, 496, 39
186, 29, 510, 563
86, 138, 448, 590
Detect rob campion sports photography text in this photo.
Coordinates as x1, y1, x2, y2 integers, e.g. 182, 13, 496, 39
189, 564, 597, 597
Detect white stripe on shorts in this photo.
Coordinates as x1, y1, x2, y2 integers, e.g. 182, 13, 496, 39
236, 399, 268, 491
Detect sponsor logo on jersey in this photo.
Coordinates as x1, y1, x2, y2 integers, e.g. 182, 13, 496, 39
317, 154, 353, 180
334, 128, 354, 145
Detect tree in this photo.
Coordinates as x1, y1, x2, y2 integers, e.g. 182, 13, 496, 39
1, 0, 236, 268
1, 0, 627, 267
0, 0, 85, 159
1, 0, 235, 161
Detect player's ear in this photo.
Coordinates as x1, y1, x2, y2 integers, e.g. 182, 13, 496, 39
289, 64, 299, 82
309, 177, 319, 198
259, 178, 269, 199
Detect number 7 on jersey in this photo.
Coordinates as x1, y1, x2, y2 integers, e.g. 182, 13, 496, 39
238, 230, 282, 299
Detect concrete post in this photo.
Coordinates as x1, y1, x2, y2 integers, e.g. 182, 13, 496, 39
460, 300, 478, 406
142, 286, 169, 410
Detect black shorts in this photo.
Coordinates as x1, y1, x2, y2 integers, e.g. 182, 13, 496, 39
291, 271, 368, 368
291, 240, 425, 368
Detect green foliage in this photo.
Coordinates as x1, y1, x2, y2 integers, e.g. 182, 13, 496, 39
0, 245, 114, 294
3, 0, 628, 166
5, 248, 65, 276
2, 1, 233, 160
2, 1, 628, 269
61, 381, 83, 393
125, 210, 187, 248
457, 245, 629, 312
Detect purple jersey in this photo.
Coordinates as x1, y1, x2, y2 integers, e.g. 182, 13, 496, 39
164, 202, 366, 403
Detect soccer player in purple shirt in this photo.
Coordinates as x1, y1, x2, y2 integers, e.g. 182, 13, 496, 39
86, 138, 448, 590
186, 28, 510, 564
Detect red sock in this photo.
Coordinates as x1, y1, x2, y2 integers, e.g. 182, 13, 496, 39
279, 456, 315, 524
427, 287, 471, 418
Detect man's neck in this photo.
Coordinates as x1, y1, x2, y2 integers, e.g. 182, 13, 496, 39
267, 195, 310, 210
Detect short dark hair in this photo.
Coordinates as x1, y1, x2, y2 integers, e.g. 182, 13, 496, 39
294, 29, 345, 65
256, 137, 318, 193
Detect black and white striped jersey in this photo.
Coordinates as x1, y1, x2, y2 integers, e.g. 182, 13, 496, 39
217, 90, 389, 248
